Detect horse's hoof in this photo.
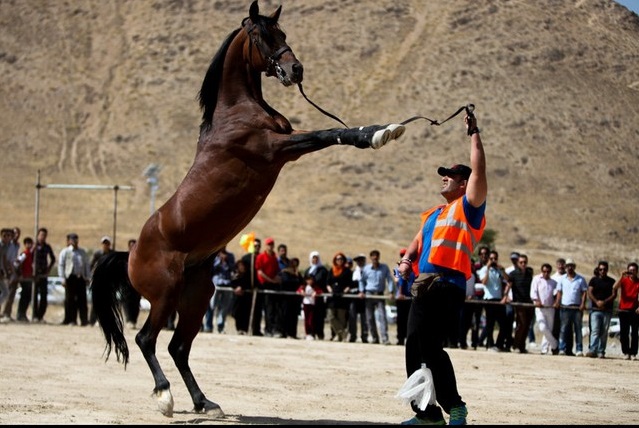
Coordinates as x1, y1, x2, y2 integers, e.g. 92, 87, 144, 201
387, 123, 405, 141
155, 389, 174, 417
371, 128, 391, 149
203, 403, 225, 418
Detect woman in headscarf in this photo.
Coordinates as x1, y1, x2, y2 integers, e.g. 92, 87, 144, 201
304, 251, 328, 339
327, 252, 353, 341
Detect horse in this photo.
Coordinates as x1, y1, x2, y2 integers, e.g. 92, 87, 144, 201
90, 0, 405, 418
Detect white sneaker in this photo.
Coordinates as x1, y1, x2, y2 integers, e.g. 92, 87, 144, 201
0, 316, 10, 323
305, 335, 315, 341
575, 351, 584, 357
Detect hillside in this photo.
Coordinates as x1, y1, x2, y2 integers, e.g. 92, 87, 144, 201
1, 0, 638, 271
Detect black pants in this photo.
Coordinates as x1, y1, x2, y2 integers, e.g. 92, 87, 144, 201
396, 298, 412, 345
33, 276, 48, 320
17, 279, 33, 320
405, 281, 465, 416
459, 299, 482, 348
63, 275, 88, 325
481, 300, 508, 349
619, 310, 639, 356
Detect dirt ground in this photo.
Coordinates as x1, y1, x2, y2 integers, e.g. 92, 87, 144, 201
1, 304, 638, 425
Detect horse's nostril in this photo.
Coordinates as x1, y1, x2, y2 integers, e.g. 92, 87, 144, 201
293, 63, 303, 78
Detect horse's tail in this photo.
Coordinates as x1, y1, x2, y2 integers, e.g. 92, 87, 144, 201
90, 251, 131, 367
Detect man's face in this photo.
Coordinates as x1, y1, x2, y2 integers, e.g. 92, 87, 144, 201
440, 174, 467, 200
1, 232, 11, 244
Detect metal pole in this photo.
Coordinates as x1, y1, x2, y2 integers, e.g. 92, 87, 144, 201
113, 185, 119, 250
32, 170, 41, 321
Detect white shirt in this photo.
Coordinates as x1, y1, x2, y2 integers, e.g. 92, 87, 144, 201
530, 274, 557, 307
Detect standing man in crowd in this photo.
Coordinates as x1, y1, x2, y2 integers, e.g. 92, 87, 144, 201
530, 263, 559, 355
397, 112, 486, 425
586, 261, 616, 358
358, 249, 394, 345
1, 227, 21, 321
507, 254, 534, 354
58, 233, 91, 326
33, 227, 55, 323
349, 253, 368, 343
613, 262, 639, 360
88, 235, 114, 326
556, 258, 588, 356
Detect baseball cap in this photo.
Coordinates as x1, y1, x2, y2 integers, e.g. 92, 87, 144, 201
67, 233, 79, 240
353, 253, 366, 261
565, 258, 576, 266
437, 164, 472, 180
509, 252, 520, 260
264, 237, 274, 245
101, 235, 112, 244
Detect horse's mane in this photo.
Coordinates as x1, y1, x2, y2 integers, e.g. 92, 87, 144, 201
198, 28, 242, 132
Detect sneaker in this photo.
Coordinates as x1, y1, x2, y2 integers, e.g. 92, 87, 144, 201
551, 348, 559, 355
449, 404, 468, 425
305, 335, 315, 341
400, 415, 446, 425
586, 352, 597, 358
558, 350, 566, 356
575, 351, 584, 357
0, 315, 11, 323
598, 354, 605, 359
625, 354, 631, 360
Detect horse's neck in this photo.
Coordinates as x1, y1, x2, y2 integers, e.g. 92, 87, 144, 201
221, 35, 265, 106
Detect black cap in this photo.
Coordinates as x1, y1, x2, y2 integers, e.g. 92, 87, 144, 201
437, 164, 472, 180
67, 233, 79, 240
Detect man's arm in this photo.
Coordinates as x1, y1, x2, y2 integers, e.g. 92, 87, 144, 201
465, 114, 487, 208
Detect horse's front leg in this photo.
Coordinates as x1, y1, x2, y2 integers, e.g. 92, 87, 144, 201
281, 122, 405, 156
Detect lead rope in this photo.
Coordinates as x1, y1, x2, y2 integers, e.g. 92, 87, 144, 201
298, 83, 349, 128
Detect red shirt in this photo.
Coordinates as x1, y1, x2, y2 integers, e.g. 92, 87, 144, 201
255, 251, 279, 285
19, 248, 34, 278
618, 276, 639, 311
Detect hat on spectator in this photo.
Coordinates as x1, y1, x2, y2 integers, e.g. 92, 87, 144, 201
509, 251, 520, 260
437, 164, 472, 180
67, 233, 79, 240
353, 253, 366, 261
101, 236, 112, 244
565, 258, 576, 266
264, 237, 274, 245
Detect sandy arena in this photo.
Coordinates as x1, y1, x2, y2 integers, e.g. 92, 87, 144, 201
1, 304, 637, 425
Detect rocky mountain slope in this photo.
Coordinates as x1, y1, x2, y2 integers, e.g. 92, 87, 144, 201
1, 0, 638, 270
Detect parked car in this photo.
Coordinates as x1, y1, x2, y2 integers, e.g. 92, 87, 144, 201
609, 317, 620, 338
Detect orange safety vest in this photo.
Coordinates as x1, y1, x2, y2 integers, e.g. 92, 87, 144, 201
415, 196, 485, 280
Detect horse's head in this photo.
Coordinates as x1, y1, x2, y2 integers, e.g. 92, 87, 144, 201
241, 0, 303, 87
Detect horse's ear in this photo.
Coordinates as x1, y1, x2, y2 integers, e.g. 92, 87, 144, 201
270, 5, 282, 22
249, 1, 259, 21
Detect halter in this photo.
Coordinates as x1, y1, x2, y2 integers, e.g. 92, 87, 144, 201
242, 17, 291, 80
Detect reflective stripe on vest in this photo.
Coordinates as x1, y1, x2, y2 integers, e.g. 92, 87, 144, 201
418, 197, 485, 279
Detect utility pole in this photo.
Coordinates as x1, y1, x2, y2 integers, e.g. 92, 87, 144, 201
143, 164, 160, 215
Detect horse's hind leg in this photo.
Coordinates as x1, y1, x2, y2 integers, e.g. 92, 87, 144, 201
135, 298, 179, 416
168, 263, 223, 416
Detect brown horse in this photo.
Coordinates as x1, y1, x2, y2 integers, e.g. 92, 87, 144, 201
90, 0, 404, 417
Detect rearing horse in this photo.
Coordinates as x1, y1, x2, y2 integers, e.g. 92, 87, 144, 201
91, 0, 404, 417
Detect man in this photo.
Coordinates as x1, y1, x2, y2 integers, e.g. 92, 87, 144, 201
586, 261, 616, 358
58, 233, 91, 326
613, 262, 639, 360
550, 258, 567, 347
0, 229, 14, 318
256, 237, 281, 337
556, 258, 588, 356
358, 249, 394, 345
530, 263, 559, 355
241, 237, 263, 336
506, 254, 534, 353
88, 235, 114, 326
477, 250, 509, 351
397, 112, 486, 425
1, 227, 21, 321
33, 227, 56, 323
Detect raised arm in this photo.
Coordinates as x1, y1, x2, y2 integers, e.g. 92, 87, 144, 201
465, 114, 487, 208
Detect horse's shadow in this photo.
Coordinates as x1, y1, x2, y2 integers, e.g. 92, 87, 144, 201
171, 412, 391, 425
